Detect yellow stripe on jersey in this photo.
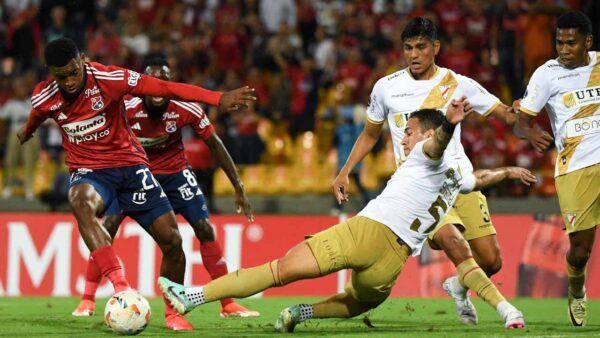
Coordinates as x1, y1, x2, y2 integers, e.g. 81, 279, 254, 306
419, 71, 459, 109
519, 106, 539, 116
557, 55, 600, 176
366, 116, 385, 125
482, 100, 501, 117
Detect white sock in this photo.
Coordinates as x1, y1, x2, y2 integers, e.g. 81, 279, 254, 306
297, 304, 314, 322
450, 276, 468, 298
496, 300, 514, 318
185, 286, 206, 306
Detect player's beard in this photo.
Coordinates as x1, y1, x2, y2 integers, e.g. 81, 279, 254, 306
144, 96, 169, 117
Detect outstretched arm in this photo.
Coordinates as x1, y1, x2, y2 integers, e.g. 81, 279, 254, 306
332, 121, 383, 204
133, 76, 256, 112
204, 133, 253, 221
489, 103, 516, 125
473, 167, 536, 191
423, 97, 472, 160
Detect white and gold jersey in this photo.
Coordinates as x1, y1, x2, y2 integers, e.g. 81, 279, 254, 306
367, 67, 500, 172
358, 140, 476, 256
520, 51, 600, 177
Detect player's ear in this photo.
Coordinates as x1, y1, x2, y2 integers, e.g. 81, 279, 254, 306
585, 34, 593, 50
79, 53, 90, 63
433, 40, 441, 56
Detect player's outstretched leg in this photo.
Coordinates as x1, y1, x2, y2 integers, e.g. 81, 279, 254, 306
192, 219, 259, 317
275, 305, 311, 333
565, 226, 595, 327
443, 275, 477, 325
72, 256, 103, 316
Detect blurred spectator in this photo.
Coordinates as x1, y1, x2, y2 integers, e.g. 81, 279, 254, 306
1, 76, 38, 200
494, 0, 525, 99
471, 124, 508, 196
43, 5, 67, 43
474, 48, 499, 96
121, 18, 150, 56
520, 0, 556, 79
433, 0, 463, 35
463, 0, 492, 51
88, 14, 122, 65
336, 46, 371, 103
439, 33, 475, 78
259, 0, 296, 34
4, 0, 41, 73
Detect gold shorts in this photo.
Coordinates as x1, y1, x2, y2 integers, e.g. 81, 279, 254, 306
428, 191, 496, 241
555, 164, 600, 234
305, 216, 410, 304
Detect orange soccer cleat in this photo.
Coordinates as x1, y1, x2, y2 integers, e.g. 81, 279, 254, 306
220, 302, 260, 318
165, 313, 193, 331
72, 299, 95, 317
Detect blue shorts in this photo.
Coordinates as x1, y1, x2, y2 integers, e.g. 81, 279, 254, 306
106, 167, 208, 225
69, 164, 172, 229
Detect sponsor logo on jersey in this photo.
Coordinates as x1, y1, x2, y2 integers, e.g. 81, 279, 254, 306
558, 73, 579, 81
439, 85, 451, 99
199, 116, 210, 129
387, 73, 401, 81
131, 122, 141, 130
62, 115, 106, 136
85, 86, 100, 97
178, 183, 195, 200
566, 115, 600, 138
57, 112, 67, 120
566, 212, 577, 227
132, 190, 147, 204
163, 112, 180, 120
128, 70, 141, 87
91, 96, 104, 110
137, 135, 169, 147
562, 85, 600, 109
134, 111, 148, 118
391, 93, 414, 98
165, 121, 177, 133
50, 103, 63, 111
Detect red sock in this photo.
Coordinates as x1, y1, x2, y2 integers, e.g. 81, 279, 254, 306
90, 245, 130, 293
163, 294, 176, 317
82, 256, 103, 301
201, 241, 233, 307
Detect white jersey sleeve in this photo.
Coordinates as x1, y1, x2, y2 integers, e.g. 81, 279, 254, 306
460, 172, 476, 193
365, 78, 387, 124
456, 74, 501, 116
520, 66, 551, 116
409, 139, 443, 166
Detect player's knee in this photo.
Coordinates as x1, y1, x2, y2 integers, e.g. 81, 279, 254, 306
192, 219, 215, 243
568, 247, 591, 269
479, 255, 503, 276
439, 234, 471, 264
160, 229, 184, 257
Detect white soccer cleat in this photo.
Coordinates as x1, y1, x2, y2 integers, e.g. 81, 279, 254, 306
568, 289, 587, 327
443, 276, 478, 325
503, 309, 525, 329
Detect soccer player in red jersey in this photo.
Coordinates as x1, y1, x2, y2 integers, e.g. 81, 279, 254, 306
18, 38, 255, 330
71, 58, 258, 328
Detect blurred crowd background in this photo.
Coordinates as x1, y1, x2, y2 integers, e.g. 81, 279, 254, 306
0, 0, 597, 212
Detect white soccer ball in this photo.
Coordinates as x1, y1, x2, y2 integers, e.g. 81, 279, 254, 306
104, 290, 151, 335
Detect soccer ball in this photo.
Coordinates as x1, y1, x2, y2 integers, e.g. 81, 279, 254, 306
104, 290, 151, 335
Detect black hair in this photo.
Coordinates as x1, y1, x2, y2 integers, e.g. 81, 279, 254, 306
143, 57, 170, 72
401, 17, 439, 42
44, 38, 79, 67
409, 108, 445, 132
557, 10, 593, 36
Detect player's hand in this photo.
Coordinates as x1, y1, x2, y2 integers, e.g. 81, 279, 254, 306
446, 96, 470, 125
524, 127, 553, 152
219, 86, 257, 112
506, 167, 537, 186
16, 127, 31, 144
332, 173, 350, 204
512, 99, 522, 113
234, 186, 253, 222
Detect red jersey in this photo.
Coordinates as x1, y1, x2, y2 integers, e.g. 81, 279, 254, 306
123, 96, 215, 174
24, 61, 221, 171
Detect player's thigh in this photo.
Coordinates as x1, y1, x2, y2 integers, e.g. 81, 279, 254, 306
345, 218, 411, 304
68, 169, 117, 215
456, 191, 496, 241
556, 164, 600, 234
278, 241, 321, 284
428, 206, 463, 250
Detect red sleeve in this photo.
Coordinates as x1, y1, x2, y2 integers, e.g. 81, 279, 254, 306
183, 102, 215, 140
129, 74, 223, 106
22, 108, 49, 138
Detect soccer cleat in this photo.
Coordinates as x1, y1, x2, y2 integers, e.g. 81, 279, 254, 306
274, 306, 301, 333
443, 276, 478, 325
568, 289, 587, 326
165, 313, 193, 331
503, 309, 525, 329
157, 277, 197, 315
71, 299, 95, 316
220, 302, 260, 318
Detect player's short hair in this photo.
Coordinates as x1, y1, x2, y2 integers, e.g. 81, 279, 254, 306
44, 38, 79, 67
557, 10, 592, 36
401, 17, 439, 42
143, 57, 170, 72
409, 109, 445, 132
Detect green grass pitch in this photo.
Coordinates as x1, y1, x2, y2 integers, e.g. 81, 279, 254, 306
0, 297, 599, 337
